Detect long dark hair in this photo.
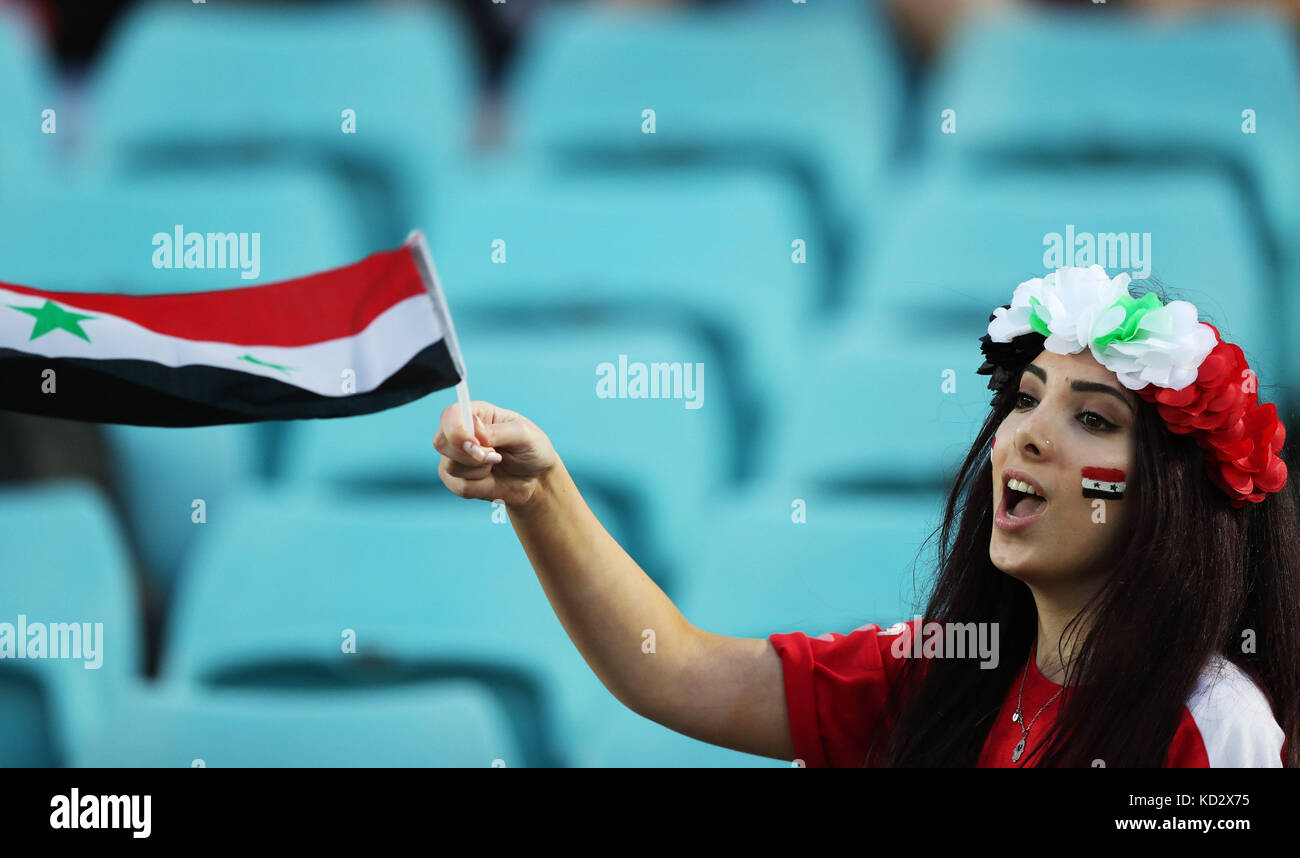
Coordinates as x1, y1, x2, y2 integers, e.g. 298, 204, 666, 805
868, 343, 1300, 767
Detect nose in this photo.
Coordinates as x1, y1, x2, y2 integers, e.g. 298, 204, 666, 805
1015, 408, 1054, 459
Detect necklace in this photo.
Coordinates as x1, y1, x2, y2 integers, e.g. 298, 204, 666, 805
1010, 646, 1065, 763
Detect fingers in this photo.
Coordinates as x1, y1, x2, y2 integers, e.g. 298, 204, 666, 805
434, 429, 501, 466
435, 401, 500, 465
438, 454, 498, 501
473, 413, 533, 451
435, 401, 474, 450
443, 456, 498, 480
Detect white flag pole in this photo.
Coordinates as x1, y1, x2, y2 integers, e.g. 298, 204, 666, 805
406, 230, 474, 435
455, 378, 474, 436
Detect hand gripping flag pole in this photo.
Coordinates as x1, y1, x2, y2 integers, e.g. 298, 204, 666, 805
405, 230, 474, 435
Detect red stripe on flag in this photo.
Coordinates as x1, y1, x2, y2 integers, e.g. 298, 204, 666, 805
1081, 467, 1126, 482
0, 246, 427, 347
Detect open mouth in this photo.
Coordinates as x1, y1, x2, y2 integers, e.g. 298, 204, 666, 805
1004, 479, 1047, 519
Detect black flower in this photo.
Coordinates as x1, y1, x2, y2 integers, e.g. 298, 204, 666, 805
976, 306, 1045, 396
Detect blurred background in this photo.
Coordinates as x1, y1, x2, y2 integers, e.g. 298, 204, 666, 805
1, 0, 1297, 767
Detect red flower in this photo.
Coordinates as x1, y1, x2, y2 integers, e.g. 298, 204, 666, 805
1136, 326, 1254, 436
1135, 325, 1287, 507
1203, 403, 1287, 507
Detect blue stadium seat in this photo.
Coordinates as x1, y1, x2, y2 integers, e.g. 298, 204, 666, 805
764, 323, 998, 488
508, 2, 902, 241
922, 7, 1300, 298
762, 324, 1002, 488
161, 487, 631, 767
0, 481, 143, 766
841, 166, 1282, 396
428, 162, 825, 400
0, 169, 366, 294
75, 682, 521, 767
569, 483, 943, 767
675, 485, 942, 639
105, 425, 261, 602
571, 693, 791, 768
0, 9, 56, 191
1291, 303, 1300, 412
85, 1, 477, 249
0, 672, 60, 767
281, 321, 734, 589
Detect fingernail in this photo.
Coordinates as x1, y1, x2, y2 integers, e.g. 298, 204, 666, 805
486, 451, 502, 464
463, 440, 485, 461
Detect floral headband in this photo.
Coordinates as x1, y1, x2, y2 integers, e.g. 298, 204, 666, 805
977, 265, 1287, 508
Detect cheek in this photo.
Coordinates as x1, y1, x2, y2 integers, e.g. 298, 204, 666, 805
990, 430, 1006, 471
1061, 465, 1133, 566
992, 421, 1010, 453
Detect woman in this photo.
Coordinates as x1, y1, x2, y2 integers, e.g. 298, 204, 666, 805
433, 265, 1298, 767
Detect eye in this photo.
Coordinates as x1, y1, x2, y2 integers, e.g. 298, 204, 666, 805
1015, 392, 1117, 433
1079, 411, 1117, 432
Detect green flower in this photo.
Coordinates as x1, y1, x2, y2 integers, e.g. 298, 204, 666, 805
1091, 292, 1164, 351
1027, 296, 1052, 338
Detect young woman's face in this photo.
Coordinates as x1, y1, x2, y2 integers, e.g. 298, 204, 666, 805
989, 349, 1140, 586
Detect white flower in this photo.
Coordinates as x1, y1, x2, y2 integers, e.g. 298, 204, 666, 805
987, 272, 1052, 342
1094, 301, 1217, 391
987, 304, 1029, 342
1035, 266, 1131, 354
985, 266, 1216, 392
987, 266, 1129, 350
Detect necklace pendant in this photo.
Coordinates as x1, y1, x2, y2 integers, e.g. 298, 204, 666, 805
1012, 738, 1026, 763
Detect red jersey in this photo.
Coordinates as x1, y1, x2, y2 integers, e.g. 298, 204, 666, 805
769, 619, 1288, 767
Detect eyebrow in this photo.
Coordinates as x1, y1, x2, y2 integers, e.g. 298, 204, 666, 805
1022, 363, 1135, 415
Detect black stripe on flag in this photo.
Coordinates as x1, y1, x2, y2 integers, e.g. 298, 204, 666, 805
0, 341, 458, 427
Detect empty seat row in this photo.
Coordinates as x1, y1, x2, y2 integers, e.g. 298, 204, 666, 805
7, 3, 1297, 307
0, 477, 943, 766
77, 682, 522, 768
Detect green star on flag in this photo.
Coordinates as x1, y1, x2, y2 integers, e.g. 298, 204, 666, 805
8, 300, 96, 342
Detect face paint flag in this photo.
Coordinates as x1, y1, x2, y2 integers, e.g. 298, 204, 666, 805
1081, 467, 1126, 500
0, 232, 466, 426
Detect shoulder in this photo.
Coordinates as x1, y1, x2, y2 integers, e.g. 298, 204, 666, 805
768, 618, 928, 695
767, 619, 925, 767
809, 619, 918, 644
1168, 655, 1286, 768
794, 618, 922, 666
770, 618, 919, 649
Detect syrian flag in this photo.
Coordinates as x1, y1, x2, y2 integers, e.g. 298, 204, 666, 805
0, 232, 468, 427
1081, 467, 1126, 500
